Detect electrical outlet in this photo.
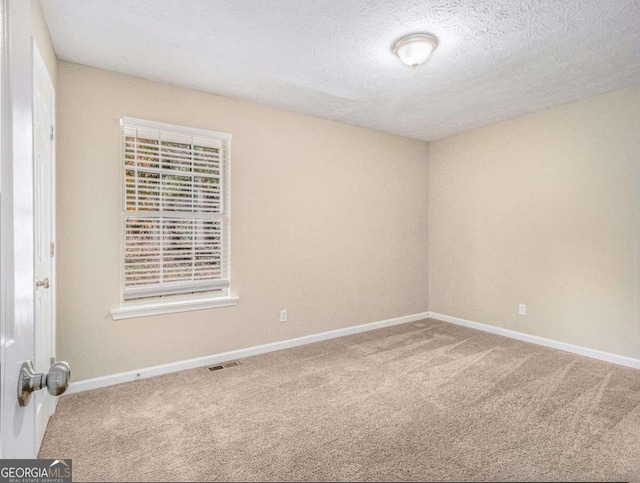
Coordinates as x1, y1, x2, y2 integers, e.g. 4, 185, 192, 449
518, 304, 527, 316
280, 310, 288, 323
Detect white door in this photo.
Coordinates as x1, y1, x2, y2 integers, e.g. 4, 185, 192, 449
33, 41, 56, 450
1, 0, 39, 459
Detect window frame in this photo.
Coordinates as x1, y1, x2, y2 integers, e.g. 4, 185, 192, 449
110, 117, 238, 320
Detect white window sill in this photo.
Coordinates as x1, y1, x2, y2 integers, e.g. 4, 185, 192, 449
110, 295, 239, 320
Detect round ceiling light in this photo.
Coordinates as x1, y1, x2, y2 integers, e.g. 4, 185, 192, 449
392, 33, 438, 68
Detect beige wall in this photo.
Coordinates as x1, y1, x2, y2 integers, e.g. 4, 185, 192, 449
30, 0, 56, 85
56, 61, 430, 381
429, 86, 640, 358
56, 57, 639, 381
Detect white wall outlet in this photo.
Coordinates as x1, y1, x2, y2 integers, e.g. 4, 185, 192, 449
518, 304, 527, 316
280, 310, 288, 323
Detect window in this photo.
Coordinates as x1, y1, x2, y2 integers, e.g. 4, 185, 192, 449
111, 117, 237, 319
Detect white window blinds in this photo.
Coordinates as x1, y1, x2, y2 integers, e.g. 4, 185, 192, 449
121, 117, 232, 301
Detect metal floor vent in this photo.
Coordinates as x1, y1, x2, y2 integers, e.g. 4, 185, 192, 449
208, 360, 241, 371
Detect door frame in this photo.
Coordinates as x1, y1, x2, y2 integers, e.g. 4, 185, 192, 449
32, 38, 57, 447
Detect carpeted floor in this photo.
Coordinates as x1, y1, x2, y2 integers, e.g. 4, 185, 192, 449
40, 318, 640, 482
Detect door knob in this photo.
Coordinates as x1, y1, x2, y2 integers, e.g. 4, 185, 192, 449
18, 360, 71, 407
35, 278, 50, 289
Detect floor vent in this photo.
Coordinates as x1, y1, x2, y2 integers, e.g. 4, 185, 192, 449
208, 360, 241, 371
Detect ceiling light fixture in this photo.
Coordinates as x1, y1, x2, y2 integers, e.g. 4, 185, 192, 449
392, 33, 438, 68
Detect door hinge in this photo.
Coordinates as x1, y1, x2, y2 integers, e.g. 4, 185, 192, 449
50, 125, 55, 141
50, 242, 55, 257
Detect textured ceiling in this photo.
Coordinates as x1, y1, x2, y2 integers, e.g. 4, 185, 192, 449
40, 0, 640, 141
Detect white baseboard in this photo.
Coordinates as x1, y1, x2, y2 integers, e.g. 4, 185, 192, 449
66, 311, 431, 395
428, 311, 640, 370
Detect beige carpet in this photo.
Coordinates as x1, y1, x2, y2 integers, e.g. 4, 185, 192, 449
40, 318, 640, 482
